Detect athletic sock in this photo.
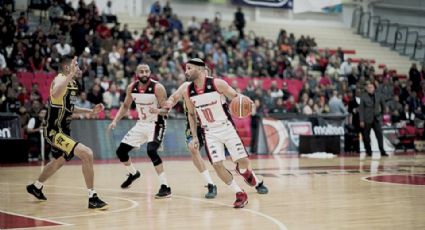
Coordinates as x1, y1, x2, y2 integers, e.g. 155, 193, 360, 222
201, 170, 214, 185
126, 163, 138, 175
88, 189, 96, 198
158, 172, 168, 186
34, 180, 43, 189
228, 179, 243, 193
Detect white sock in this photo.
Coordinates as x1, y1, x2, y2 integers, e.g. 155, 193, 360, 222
201, 170, 214, 185
126, 163, 138, 175
158, 172, 168, 186
34, 180, 43, 189
88, 189, 96, 198
228, 179, 242, 193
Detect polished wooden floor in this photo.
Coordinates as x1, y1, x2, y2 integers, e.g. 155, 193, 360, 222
1, 153, 425, 230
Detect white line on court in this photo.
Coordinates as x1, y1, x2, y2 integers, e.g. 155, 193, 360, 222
1, 183, 288, 230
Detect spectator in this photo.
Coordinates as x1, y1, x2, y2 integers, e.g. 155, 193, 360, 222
328, 90, 347, 114
150, 1, 161, 15
103, 83, 120, 109
87, 84, 104, 105
0, 52, 6, 70
269, 81, 283, 100
48, 0, 64, 26
269, 97, 287, 114
16, 11, 29, 33
388, 95, 403, 123
2, 86, 20, 113
187, 16, 200, 31
163, 1, 172, 18
234, 7, 245, 39
75, 91, 92, 109
102, 0, 118, 23
409, 63, 422, 93
303, 98, 314, 115
340, 58, 353, 79
26, 108, 47, 161
281, 82, 291, 101
119, 24, 133, 43
55, 36, 71, 56
400, 103, 414, 125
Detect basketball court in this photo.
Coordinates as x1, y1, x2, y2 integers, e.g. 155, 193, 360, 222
1, 153, 424, 229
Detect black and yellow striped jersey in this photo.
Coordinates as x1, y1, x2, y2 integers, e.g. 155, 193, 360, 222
46, 74, 79, 131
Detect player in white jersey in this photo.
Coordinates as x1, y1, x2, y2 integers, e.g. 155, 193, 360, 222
107, 64, 171, 198
183, 58, 268, 208
158, 80, 217, 199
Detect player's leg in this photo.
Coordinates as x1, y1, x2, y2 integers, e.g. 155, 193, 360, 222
72, 142, 108, 209
205, 131, 247, 208
26, 130, 68, 201
147, 121, 172, 199
117, 124, 144, 188
26, 149, 66, 201
146, 141, 171, 198
187, 127, 217, 198
116, 142, 140, 188
225, 126, 268, 194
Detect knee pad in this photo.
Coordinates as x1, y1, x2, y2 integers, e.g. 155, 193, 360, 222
147, 142, 162, 166
116, 143, 133, 162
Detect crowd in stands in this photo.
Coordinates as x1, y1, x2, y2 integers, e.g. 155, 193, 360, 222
0, 1, 424, 159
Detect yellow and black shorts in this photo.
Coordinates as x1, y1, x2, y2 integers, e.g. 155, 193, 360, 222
44, 128, 79, 161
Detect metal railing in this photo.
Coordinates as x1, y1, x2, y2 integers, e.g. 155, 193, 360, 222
353, 9, 425, 63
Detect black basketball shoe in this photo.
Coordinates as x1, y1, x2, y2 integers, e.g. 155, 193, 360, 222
155, 184, 172, 199
121, 170, 141, 189
88, 194, 108, 210
26, 184, 47, 201
205, 184, 217, 199
255, 181, 269, 194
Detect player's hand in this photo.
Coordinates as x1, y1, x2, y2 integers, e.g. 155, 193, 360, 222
107, 120, 117, 131
68, 56, 79, 78
92, 103, 104, 114
163, 100, 173, 109
360, 122, 365, 128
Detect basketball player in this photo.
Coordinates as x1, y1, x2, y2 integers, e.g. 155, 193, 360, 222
107, 64, 171, 198
183, 58, 268, 208
26, 56, 108, 210
158, 79, 218, 199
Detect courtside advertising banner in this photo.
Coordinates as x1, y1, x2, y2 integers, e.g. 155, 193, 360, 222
258, 115, 395, 154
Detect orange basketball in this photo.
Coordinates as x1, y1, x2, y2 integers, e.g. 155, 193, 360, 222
230, 96, 252, 118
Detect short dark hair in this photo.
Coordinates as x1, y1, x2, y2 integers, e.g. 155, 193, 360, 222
59, 55, 74, 71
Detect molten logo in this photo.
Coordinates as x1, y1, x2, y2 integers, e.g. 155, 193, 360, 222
0, 128, 11, 138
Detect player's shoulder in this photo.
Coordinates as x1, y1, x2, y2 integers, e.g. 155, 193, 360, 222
152, 80, 165, 89
127, 81, 138, 90
180, 81, 191, 88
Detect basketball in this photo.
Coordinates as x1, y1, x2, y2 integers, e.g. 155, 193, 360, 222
230, 96, 252, 118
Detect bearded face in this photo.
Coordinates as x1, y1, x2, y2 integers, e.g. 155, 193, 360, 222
137, 65, 151, 83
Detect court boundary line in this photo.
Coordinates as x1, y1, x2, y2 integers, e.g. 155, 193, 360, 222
360, 174, 425, 187
1, 183, 288, 230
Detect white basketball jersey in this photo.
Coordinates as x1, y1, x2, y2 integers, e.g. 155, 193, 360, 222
130, 80, 160, 122
188, 77, 231, 127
